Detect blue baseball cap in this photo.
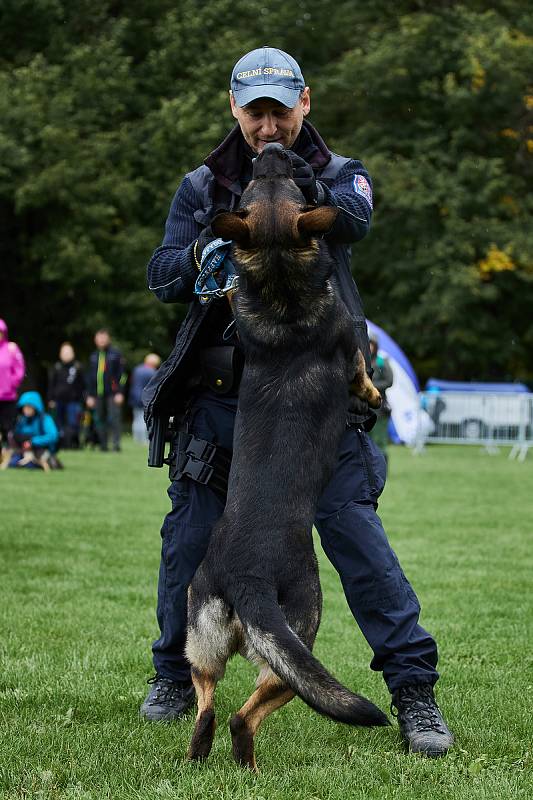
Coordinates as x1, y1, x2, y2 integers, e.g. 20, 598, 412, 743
230, 47, 305, 108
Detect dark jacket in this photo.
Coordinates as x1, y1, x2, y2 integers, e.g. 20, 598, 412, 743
48, 360, 85, 404
87, 346, 126, 398
143, 121, 374, 431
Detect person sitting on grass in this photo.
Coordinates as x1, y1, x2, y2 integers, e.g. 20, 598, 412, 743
4, 391, 61, 471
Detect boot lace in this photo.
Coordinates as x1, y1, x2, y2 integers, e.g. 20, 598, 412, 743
391, 684, 444, 733
147, 675, 191, 704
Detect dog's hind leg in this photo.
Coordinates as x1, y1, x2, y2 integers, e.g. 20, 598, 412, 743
187, 668, 218, 761
186, 594, 237, 761
229, 670, 295, 772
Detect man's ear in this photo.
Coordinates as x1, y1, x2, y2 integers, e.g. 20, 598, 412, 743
297, 206, 338, 237
211, 211, 250, 244
229, 90, 239, 120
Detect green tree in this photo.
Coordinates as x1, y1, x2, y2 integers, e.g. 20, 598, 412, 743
1, 0, 532, 386
315, 2, 533, 379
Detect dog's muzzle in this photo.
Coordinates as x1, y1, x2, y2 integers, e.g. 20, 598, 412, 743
252, 143, 293, 180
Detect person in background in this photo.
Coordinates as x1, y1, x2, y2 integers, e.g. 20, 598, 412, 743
48, 342, 85, 448
0, 318, 25, 456
425, 386, 446, 431
368, 333, 394, 466
5, 391, 60, 470
129, 353, 161, 443
86, 329, 126, 452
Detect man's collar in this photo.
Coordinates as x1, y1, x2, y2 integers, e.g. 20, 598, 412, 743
292, 122, 331, 170
204, 125, 247, 193
204, 120, 331, 194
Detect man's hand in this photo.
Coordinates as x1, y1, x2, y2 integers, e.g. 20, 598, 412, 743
286, 151, 321, 205
86, 396, 96, 409
194, 225, 217, 268
113, 393, 124, 406
22, 440, 32, 452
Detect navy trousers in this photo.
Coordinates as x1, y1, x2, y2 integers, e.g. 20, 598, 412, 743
152, 391, 439, 693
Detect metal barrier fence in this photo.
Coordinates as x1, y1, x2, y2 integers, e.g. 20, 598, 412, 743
413, 392, 533, 461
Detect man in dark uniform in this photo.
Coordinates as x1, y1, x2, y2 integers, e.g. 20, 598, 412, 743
141, 47, 453, 757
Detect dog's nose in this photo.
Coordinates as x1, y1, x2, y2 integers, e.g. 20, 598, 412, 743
253, 144, 293, 179
262, 143, 284, 155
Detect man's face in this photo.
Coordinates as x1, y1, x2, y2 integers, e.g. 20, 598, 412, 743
95, 332, 110, 350
230, 89, 311, 154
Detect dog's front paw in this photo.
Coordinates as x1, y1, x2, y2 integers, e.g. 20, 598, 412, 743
367, 386, 382, 410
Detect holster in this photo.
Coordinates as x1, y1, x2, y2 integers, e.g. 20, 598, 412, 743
199, 345, 243, 395
147, 413, 170, 467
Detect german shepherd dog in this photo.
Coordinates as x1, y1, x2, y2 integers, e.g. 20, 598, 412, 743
186, 144, 387, 770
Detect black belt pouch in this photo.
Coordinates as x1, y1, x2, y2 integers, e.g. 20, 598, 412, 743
199, 346, 243, 395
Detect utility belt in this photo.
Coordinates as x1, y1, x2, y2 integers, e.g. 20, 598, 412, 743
153, 346, 241, 500
147, 345, 241, 477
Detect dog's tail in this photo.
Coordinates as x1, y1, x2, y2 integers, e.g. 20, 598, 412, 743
231, 584, 389, 727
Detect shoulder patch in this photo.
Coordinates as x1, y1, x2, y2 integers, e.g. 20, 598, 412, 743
353, 174, 373, 209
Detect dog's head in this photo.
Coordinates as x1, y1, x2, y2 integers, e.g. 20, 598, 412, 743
211, 144, 338, 274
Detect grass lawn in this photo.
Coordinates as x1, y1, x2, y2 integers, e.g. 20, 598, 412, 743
0, 440, 531, 799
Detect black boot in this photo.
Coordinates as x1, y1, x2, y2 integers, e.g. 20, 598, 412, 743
140, 675, 196, 721
391, 683, 454, 757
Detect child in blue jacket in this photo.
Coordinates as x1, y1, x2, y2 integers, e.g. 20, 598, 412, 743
8, 391, 61, 469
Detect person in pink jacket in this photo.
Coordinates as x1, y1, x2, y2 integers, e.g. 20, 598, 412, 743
0, 319, 26, 451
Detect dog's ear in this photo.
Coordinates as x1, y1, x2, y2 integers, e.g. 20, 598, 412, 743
297, 206, 338, 237
211, 211, 250, 245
